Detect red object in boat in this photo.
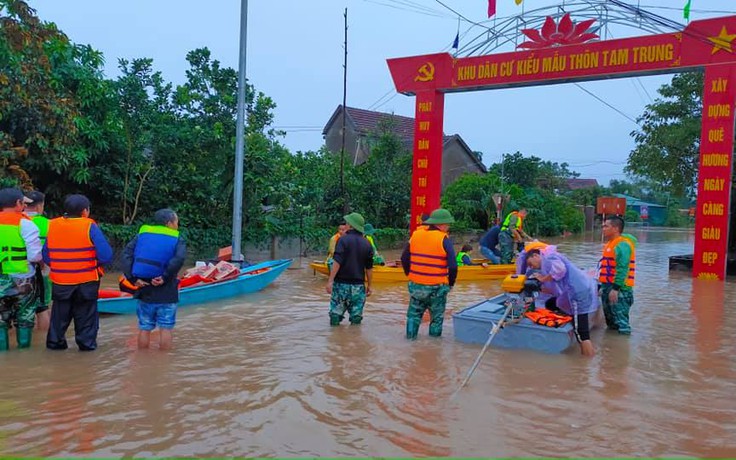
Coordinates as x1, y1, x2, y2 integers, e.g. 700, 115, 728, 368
98, 289, 131, 299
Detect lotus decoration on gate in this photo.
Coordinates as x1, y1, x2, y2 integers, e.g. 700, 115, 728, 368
518, 13, 599, 49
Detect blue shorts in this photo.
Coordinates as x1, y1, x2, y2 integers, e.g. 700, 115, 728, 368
136, 301, 177, 331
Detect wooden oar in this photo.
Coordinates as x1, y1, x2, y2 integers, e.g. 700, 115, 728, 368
452, 302, 514, 398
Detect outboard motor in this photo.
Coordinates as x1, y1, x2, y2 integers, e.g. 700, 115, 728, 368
500, 274, 543, 320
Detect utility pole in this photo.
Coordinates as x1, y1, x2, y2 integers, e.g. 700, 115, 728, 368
231, 0, 248, 263
340, 7, 348, 213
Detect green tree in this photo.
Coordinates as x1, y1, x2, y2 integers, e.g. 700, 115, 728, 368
517, 188, 584, 236
627, 72, 703, 198
489, 151, 578, 189
568, 185, 608, 206
442, 172, 511, 229
489, 151, 540, 188
0, 0, 107, 188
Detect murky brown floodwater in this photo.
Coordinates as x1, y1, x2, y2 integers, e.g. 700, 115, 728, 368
1, 227, 735, 457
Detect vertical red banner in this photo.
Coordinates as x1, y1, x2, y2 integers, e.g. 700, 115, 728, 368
410, 90, 445, 232
693, 65, 736, 280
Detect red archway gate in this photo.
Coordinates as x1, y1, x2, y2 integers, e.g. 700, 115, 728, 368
388, 15, 736, 281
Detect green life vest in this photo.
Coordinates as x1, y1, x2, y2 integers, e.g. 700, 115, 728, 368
501, 212, 523, 231
0, 219, 29, 275
31, 214, 49, 245
366, 234, 378, 252
456, 251, 468, 266
138, 224, 180, 238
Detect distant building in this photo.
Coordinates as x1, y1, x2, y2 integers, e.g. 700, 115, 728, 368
322, 105, 486, 190
613, 193, 667, 226
565, 178, 599, 190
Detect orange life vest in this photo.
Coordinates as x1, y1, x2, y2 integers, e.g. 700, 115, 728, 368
46, 217, 100, 285
524, 308, 572, 327
599, 236, 635, 287
408, 228, 449, 285
0, 211, 30, 224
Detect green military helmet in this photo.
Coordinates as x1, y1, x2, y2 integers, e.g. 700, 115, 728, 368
423, 208, 455, 225
343, 212, 365, 234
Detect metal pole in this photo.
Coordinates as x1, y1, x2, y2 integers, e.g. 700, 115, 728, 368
340, 7, 348, 214
452, 303, 513, 398
232, 0, 248, 262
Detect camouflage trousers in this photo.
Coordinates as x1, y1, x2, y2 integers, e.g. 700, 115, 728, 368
0, 274, 38, 330
499, 230, 515, 264
329, 282, 366, 325
600, 284, 634, 335
406, 282, 450, 339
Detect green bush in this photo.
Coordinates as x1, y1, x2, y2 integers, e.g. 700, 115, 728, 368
665, 205, 688, 227
516, 189, 584, 237
625, 209, 640, 223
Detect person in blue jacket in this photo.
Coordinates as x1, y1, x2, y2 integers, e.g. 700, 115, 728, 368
478, 225, 501, 264
121, 209, 186, 350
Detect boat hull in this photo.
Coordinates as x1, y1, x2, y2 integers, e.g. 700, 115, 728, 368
98, 259, 292, 314
452, 295, 602, 354
309, 261, 515, 283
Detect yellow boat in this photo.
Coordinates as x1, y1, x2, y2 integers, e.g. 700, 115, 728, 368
309, 260, 516, 283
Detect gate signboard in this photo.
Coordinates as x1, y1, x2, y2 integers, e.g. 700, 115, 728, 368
388, 15, 736, 280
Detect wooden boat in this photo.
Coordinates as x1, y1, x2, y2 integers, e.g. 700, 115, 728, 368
452, 294, 604, 354
98, 259, 292, 314
309, 260, 516, 283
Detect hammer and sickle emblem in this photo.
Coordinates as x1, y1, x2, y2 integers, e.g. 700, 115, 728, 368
414, 62, 435, 82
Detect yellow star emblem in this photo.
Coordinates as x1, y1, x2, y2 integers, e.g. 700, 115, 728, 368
709, 26, 736, 55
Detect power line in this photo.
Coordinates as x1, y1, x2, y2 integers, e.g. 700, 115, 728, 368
569, 160, 627, 167
636, 78, 654, 103
638, 5, 736, 15
432, 0, 492, 30
367, 23, 473, 111
389, 0, 451, 17
362, 0, 449, 19
574, 82, 639, 125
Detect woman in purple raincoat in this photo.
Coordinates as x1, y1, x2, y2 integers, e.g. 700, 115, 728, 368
517, 244, 598, 357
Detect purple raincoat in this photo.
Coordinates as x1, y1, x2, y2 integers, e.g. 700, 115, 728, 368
516, 245, 599, 315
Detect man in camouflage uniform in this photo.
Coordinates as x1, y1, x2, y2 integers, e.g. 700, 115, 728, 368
401, 208, 457, 339
0, 188, 43, 350
325, 212, 373, 326
499, 208, 530, 264
599, 215, 636, 335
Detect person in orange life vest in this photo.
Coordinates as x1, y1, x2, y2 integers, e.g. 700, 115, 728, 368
23, 190, 52, 332
121, 209, 186, 350
401, 208, 457, 339
599, 215, 636, 335
522, 246, 597, 357
43, 194, 113, 351
326, 224, 347, 271
327, 224, 347, 259
0, 188, 42, 351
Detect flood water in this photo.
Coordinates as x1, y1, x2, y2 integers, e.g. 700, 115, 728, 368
1, 227, 735, 457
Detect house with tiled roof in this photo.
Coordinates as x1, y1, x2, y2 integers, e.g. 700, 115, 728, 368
565, 178, 600, 190
322, 105, 487, 190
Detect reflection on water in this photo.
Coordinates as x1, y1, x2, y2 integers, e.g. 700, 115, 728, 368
1, 227, 735, 456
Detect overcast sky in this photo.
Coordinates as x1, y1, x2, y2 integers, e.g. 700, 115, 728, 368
30, 0, 736, 185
